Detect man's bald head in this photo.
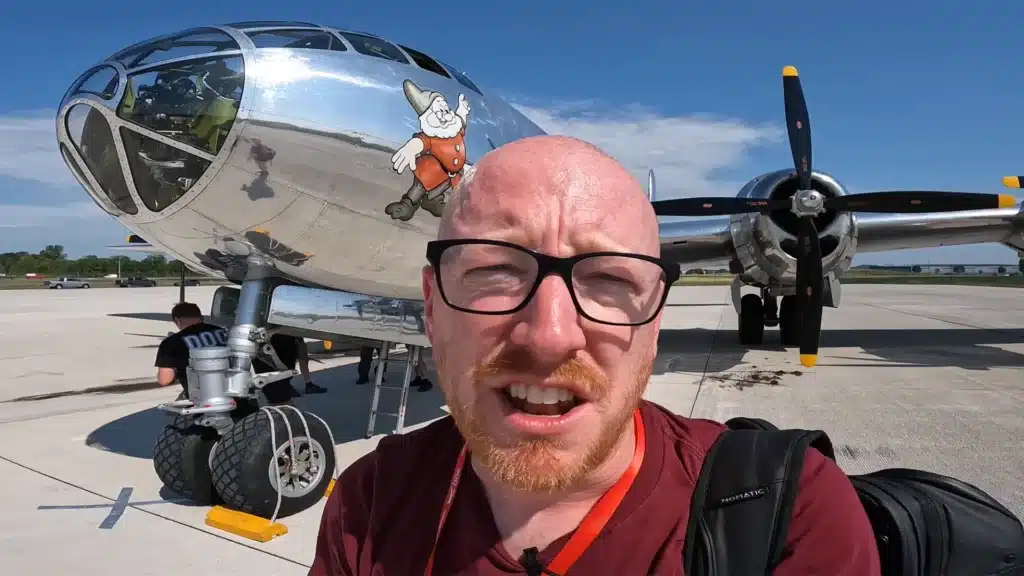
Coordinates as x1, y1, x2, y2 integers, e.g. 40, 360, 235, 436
423, 134, 670, 494
438, 135, 660, 257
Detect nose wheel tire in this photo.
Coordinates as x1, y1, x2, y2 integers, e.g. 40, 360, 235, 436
153, 414, 220, 505
210, 408, 336, 520
738, 294, 765, 345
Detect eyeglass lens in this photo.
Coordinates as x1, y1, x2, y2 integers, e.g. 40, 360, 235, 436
437, 243, 668, 324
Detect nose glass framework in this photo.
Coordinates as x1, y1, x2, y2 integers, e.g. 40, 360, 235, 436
426, 239, 681, 327
57, 26, 248, 222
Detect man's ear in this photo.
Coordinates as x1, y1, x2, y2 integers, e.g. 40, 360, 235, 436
421, 265, 435, 343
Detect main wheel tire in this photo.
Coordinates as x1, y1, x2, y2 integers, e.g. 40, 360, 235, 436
738, 294, 765, 345
153, 415, 220, 505
779, 295, 801, 346
210, 408, 335, 519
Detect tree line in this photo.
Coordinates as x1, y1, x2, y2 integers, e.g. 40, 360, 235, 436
0, 245, 193, 278
3, 245, 1022, 279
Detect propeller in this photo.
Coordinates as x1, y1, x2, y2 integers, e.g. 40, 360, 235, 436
652, 66, 1019, 369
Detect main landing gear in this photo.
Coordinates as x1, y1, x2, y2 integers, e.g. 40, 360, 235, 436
737, 289, 803, 346
152, 257, 337, 531
735, 274, 840, 346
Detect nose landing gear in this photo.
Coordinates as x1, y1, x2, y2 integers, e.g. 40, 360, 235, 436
734, 274, 840, 347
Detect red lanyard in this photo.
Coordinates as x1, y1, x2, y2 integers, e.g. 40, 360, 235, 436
424, 408, 646, 576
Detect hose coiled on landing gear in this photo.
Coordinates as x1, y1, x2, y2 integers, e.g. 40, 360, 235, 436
258, 405, 340, 524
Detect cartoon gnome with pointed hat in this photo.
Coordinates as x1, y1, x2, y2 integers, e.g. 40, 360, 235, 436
386, 79, 471, 221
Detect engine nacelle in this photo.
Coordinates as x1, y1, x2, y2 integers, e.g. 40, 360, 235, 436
729, 169, 858, 290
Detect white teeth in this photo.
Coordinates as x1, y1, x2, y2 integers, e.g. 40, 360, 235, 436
526, 385, 545, 404
506, 385, 576, 404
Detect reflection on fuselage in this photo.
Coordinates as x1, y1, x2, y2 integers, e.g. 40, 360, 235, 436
56, 22, 546, 300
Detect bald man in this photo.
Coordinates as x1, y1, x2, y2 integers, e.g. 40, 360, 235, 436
309, 136, 880, 575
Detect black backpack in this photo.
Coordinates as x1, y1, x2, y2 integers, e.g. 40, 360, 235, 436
682, 417, 1024, 576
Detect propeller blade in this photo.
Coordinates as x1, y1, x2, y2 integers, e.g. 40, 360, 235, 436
1003, 176, 1022, 189
826, 191, 1017, 213
794, 217, 823, 368
651, 197, 789, 217
782, 66, 812, 191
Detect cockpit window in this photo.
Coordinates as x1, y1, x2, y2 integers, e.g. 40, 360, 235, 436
119, 127, 211, 213
245, 29, 346, 51
399, 45, 451, 79
65, 104, 138, 215
117, 55, 244, 156
111, 29, 239, 69
228, 21, 317, 29
71, 66, 119, 100
337, 32, 409, 64
437, 59, 482, 95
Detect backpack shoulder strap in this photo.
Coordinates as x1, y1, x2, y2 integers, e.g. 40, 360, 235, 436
681, 422, 834, 576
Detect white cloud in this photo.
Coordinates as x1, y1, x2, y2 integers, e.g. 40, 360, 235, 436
512, 101, 784, 199
0, 109, 78, 187
0, 201, 108, 229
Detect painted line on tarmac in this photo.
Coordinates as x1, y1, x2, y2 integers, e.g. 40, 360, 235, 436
37, 486, 195, 529
1, 454, 308, 568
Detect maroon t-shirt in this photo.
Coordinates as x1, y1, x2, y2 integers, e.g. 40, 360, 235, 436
309, 400, 881, 575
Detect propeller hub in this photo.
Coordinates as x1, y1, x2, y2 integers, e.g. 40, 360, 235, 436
791, 189, 825, 217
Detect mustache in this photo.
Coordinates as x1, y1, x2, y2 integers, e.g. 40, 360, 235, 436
471, 347, 609, 396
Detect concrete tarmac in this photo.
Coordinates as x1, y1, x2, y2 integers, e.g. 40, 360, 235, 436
0, 284, 1021, 575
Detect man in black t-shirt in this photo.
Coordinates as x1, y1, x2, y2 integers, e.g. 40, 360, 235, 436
155, 303, 327, 404
251, 334, 327, 403
155, 302, 230, 398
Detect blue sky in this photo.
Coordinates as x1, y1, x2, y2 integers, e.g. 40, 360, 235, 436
1, 1, 1021, 264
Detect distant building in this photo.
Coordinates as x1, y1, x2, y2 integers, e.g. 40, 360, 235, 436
854, 264, 1021, 275
912, 264, 1020, 275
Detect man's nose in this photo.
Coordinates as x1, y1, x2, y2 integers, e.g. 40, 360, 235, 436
508, 274, 587, 363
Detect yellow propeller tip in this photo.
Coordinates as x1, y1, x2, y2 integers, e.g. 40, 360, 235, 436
1001, 176, 1021, 190
799, 354, 817, 368
998, 194, 1017, 208
782, 66, 799, 77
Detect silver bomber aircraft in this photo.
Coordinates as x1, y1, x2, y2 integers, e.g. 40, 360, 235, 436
55, 22, 1023, 523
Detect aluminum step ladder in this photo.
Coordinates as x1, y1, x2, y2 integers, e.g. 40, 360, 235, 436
365, 342, 423, 438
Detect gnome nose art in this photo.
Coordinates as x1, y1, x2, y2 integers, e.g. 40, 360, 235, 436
385, 79, 473, 222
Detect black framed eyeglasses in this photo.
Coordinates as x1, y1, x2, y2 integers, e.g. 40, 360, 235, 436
425, 238, 681, 326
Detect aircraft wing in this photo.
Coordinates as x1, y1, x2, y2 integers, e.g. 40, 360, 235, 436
105, 242, 166, 253
656, 206, 1023, 270
855, 208, 1024, 255
658, 217, 734, 267
106, 235, 216, 276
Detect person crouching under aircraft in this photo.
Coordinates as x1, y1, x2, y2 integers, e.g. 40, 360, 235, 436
356, 344, 433, 391
155, 302, 232, 400
251, 335, 327, 403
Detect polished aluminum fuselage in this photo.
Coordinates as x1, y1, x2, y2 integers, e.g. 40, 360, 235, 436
57, 23, 543, 301
57, 23, 1024, 308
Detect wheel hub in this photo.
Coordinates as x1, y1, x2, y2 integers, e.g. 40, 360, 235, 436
267, 435, 326, 498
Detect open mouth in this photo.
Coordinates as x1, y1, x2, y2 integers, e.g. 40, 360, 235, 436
503, 384, 584, 417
